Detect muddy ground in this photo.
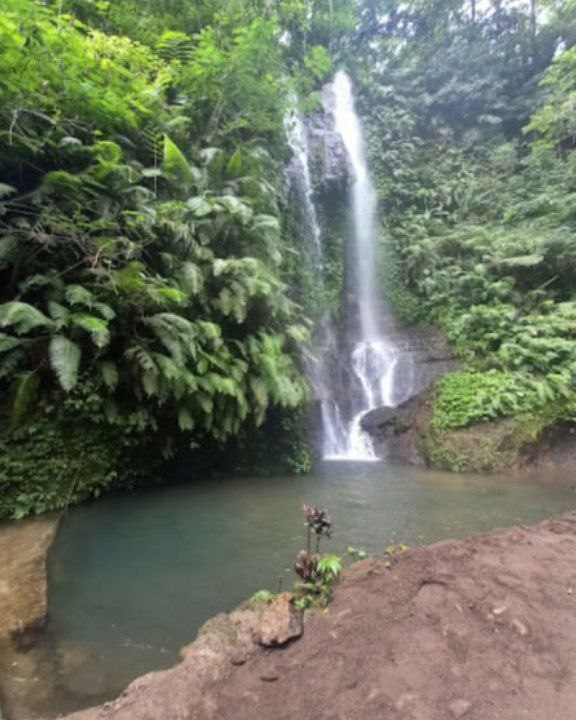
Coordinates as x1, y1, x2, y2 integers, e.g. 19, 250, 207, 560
64, 510, 576, 720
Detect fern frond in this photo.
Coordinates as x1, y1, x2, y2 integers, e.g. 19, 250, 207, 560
49, 336, 81, 392
0, 302, 52, 335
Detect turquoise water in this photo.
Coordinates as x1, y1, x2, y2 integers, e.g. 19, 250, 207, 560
30, 462, 576, 715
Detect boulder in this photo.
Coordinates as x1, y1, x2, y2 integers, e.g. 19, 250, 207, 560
360, 395, 422, 435
360, 406, 399, 432
0, 515, 59, 639
253, 593, 303, 648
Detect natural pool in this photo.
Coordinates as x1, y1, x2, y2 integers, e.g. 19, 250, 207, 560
3, 461, 576, 718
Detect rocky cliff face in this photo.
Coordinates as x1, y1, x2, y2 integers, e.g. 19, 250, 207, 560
362, 379, 576, 476
358, 326, 459, 462
308, 84, 350, 191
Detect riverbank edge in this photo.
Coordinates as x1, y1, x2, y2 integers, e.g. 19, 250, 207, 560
365, 386, 576, 475
0, 514, 60, 640
0, 514, 60, 720
62, 508, 576, 720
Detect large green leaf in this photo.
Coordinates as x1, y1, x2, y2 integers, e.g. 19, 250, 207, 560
0, 302, 52, 335
49, 336, 81, 392
187, 196, 214, 217
71, 313, 110, 348
162, 135, 192, 189
0, 333, 22, 354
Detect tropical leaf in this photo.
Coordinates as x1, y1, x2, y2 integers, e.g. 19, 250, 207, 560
65, 285, 94, 307
0, 236, 17, 267
162, 135, 192, 189
227, 147, 243, 177
218, 195, 253, 222
0, 183, 16, 198
48, 302, 70, 326
100, 360, 119, 391
177, 406, 195, 431
0, 333, 22, 354
49, 336, 81, 392
187, 196, 214, 217
179, 262, 204, 294
0, 302, 52, 335
71, 313, 110, 348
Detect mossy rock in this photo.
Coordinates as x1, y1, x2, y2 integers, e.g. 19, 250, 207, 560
422, 413, 548, 473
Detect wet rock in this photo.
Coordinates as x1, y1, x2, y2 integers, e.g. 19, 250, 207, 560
0, 516, 59, 638
0, 639, 59, 720
253, 593, 303, 648
360, 405, 399, 432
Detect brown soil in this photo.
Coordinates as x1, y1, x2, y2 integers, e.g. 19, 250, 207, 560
65, 511, 576, 720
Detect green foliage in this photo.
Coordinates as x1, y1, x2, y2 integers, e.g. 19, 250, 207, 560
248, 589, 275, 605
423, 412, 551, 474
0, 0, 354, 516
350, 0, 576, 444
431, 371, 539, 432
293, 553, 342, 610
0, 390, 159, 520
294, 504, 340, 610
49, 337, 82, 392
526, 44, 576, 149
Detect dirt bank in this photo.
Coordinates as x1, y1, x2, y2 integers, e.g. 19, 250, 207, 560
64, 510, 576, 720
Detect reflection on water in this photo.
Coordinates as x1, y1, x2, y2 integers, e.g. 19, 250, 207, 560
3, 462, 576, 717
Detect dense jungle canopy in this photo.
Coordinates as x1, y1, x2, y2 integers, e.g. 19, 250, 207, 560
1, 0, 576, 518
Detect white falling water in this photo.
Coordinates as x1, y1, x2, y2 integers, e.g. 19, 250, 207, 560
284, 80, 414, 463
324, 70, 410, 461
284, 109, 322, 258
285, 106, 347, 455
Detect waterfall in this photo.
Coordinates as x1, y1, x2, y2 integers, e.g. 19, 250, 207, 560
285, 75, 415, 463
324, 70, 414, 461
284, 109, 322, 259
285, 107, 349, 455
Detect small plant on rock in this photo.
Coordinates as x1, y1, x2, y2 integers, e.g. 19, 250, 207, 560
293, 505, 342, 610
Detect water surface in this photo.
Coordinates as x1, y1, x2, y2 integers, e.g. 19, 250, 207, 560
12, 462, 576, 716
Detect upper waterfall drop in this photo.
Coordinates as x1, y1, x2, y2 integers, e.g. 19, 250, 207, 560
332, 70, 380, 343
283, 76, 416, 463
324, 70, 410, 461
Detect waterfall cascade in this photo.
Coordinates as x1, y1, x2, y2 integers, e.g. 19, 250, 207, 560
323, 71, 415, 461
285, 108, 348, 453
286, 72, 415, 462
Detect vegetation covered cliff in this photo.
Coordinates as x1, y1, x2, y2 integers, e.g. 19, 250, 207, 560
2, 0, 576, 515
0, 0, 355, 518
348, 0, 576, 471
